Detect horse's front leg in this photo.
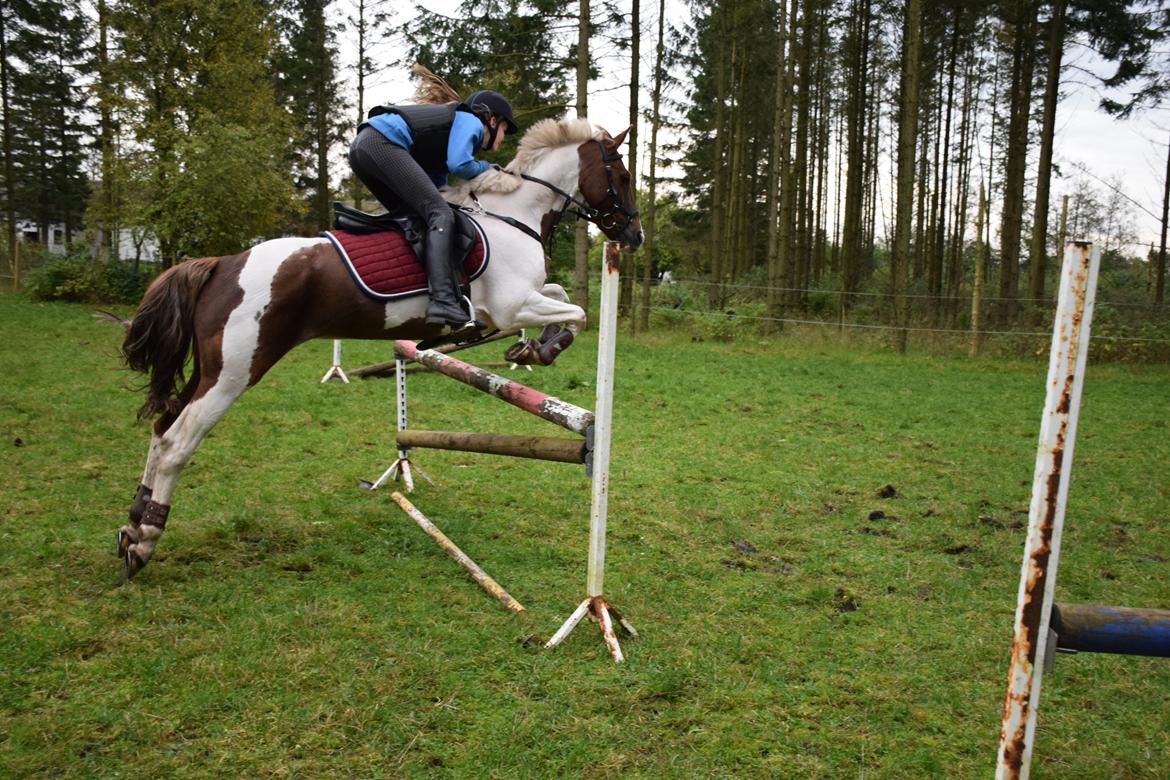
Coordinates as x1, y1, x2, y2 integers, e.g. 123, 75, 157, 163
500, 284, 587, 366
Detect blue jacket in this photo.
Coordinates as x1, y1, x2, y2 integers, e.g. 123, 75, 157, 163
364, 110, 489, 189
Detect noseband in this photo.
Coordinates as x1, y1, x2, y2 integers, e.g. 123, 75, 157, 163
467, 139, 639, 249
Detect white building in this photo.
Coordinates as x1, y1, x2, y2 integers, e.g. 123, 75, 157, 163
15, 219, 160, 263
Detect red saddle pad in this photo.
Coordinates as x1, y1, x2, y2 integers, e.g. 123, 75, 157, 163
323, 220, 488, 300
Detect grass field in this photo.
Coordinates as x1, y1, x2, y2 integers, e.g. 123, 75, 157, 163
1, 290, 1168, 778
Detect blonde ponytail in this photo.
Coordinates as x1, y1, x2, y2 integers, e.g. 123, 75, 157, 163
411, 63, 461, 104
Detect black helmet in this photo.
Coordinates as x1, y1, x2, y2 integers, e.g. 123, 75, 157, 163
466, 89, 519, 135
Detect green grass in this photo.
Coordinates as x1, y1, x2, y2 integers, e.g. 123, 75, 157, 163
1, 291, 1168, 778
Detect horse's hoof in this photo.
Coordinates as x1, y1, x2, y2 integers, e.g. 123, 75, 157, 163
123, 548, 146, 579
116, 526, 139, 556
536, 330, 574, 365
504, 339, 540, 366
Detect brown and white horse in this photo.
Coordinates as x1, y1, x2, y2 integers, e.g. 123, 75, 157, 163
117, 117, 642, 578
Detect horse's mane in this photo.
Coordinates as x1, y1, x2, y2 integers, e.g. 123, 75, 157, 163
507, 116, 598, 174
446, 116, 600, 203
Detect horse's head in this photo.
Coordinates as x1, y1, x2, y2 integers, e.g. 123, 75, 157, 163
577, 127, 643, 249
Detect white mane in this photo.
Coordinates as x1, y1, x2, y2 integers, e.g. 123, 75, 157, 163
446, 116, 602, 204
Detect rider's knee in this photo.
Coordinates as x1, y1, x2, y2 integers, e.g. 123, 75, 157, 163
424, 204, 455, 233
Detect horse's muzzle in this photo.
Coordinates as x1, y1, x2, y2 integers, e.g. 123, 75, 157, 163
621, 225, 645, 250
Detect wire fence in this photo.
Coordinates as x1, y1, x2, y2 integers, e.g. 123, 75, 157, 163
645, 305, 1170, 344
663, 274, 1163, 311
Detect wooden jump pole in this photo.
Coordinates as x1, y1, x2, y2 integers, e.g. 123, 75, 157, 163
396, 430, 586, 464
390, 492, 524, 614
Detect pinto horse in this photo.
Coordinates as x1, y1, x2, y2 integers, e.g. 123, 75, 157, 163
117, 117, 642, 578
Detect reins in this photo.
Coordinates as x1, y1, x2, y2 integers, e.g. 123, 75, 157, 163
463, 139, 639, 252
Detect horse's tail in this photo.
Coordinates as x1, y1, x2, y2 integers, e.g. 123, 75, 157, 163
122, 257, 221, 419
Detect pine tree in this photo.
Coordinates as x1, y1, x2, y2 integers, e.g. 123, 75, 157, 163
274, 0, 348, 233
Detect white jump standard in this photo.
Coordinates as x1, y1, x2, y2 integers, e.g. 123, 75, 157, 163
544, 242, 637, 662
320, 339, 350, 383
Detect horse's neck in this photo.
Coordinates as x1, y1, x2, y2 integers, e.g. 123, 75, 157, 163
479, 146, 579, 226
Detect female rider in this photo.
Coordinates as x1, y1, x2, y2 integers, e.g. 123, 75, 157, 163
348, 77, 519, 332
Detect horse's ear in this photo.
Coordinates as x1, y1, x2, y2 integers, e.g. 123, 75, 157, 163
609, 125, 633, 148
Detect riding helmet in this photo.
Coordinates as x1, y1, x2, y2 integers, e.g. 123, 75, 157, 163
465, 89, 519, 135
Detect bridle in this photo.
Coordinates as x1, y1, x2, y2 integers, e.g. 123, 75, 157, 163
464, 139, 639, 250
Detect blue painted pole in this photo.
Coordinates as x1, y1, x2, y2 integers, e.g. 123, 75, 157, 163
1053, 603, 1170, 658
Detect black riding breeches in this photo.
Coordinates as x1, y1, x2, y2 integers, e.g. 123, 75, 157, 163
348, 126, 454, 234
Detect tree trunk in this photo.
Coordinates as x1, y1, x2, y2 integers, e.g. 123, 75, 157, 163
1157, 126, 1169, 308
353, 0, 367, 210
0, 9, 15, 265
313, 2, 331, 232
930, 13, 960, 324
892, 0, 922, 352
913, 109, 930, 284
793, 0, 814, 309
997, 0, 1038, 322
947, 51, 975, 325
970, 183, 986, 357
97, 0, 116, 259
624, 0, 639, 328
638, 0, 666, 332
840, 0, 871, 308
767, 0, 796, 327
1027, 0, 1066, 311
573, 0, 591, 315
708, 21, 731, 308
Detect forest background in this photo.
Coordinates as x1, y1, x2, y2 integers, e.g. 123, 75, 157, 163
3, 0, 1170, 358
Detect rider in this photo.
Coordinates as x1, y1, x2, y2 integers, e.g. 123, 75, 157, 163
348, 84, 519, 331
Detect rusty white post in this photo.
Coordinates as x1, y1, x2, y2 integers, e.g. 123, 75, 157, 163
996, 242, 1100, 780
546, 241, 636, 662
320, 339, 350, 383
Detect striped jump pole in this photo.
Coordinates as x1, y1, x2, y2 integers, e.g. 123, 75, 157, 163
392, 340, 595, 437
996, 242, 1100, 780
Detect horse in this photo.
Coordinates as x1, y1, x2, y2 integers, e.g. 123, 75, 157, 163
116, 116, 642, 579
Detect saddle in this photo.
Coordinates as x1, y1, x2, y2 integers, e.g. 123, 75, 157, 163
324, 202, 488, 302
331, 201, 479, 261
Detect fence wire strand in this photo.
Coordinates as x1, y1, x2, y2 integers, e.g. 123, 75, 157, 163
664, 275, 1161, 310
646, 305, 1170, 344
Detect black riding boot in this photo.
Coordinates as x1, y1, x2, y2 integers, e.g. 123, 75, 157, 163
423, 221, 473, 328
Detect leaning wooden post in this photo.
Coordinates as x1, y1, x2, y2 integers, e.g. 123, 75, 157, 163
546, 241, 636, 662
391, 492, 524, 613
996, 242, 1100, 780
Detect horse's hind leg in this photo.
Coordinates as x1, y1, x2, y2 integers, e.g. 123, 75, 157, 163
119, 372, 200, 556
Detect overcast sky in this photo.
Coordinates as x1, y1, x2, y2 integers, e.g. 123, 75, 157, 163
341, 0, 1168, 253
